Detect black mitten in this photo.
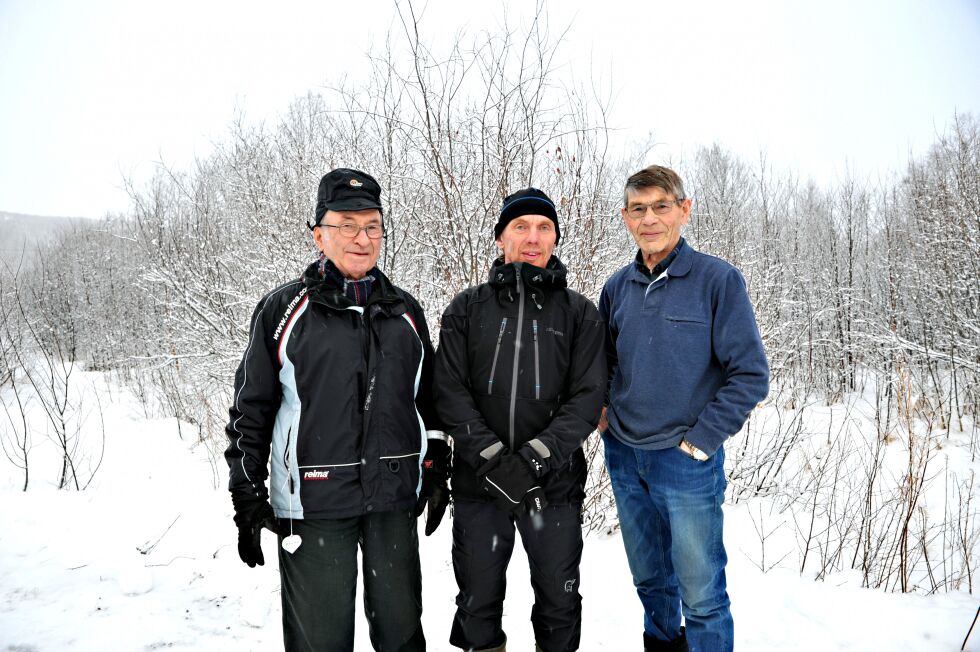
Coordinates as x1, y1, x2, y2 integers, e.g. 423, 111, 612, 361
415, 438, 452, 535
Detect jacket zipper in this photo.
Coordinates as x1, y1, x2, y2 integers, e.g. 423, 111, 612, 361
284, 427, 294, 493
508, 267, 526, 450
532, 319, 540, 399
487, 317, 508, 394
343, 306, 370, 468
362, 308, 380, 423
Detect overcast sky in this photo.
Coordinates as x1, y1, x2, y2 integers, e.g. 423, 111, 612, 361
1, 0, 978, 219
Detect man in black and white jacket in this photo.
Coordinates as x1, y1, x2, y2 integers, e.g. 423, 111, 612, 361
434, 188, 606, 652
225, 168, 449, 652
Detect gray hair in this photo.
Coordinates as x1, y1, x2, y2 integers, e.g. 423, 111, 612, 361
623, 165, 687, 206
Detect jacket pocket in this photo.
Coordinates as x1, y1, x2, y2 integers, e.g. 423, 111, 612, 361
297, 462, 362, 514
379, 452, 422, 504
664, 313, 708, 326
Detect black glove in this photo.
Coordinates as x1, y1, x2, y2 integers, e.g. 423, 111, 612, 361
231, 491, 281, 568
415, 438, 452, 535
478, 452, 548, 515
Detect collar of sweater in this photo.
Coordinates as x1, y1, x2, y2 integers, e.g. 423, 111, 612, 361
634, 238, 686, 280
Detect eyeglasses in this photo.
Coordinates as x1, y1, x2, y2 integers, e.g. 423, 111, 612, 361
317, 223, 385, 239
625, 199, 684, 219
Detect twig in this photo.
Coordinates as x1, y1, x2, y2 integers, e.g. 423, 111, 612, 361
146, 555, 196, 567
963, 605, 980, 651
137, 516, 180, 555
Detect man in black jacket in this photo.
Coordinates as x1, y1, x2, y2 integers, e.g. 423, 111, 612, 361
434, 188, 606, 652
224, 168, 450, 652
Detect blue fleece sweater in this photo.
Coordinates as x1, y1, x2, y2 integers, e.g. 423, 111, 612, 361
599, 239, 769, 455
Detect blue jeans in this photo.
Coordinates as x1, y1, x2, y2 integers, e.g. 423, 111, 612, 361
603, 433, 733, 652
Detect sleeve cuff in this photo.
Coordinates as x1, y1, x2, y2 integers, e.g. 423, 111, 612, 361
479, 441, 505, 460
684, 427, 724, 457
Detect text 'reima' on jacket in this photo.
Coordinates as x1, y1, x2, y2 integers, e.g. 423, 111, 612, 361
224, 261, 444, 520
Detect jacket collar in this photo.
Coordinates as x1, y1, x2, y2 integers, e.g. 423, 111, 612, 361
488, 256, 568, 307
488, 255, 568, 291
302, 261, 403, 314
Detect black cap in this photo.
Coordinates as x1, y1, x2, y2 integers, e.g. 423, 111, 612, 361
313, 168, 383, 226
495, 188, 560, 244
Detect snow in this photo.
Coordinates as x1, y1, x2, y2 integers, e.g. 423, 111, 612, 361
1, 373, 977, 651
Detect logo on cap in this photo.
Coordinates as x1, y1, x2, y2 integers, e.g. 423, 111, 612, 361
350, 179, 363, 187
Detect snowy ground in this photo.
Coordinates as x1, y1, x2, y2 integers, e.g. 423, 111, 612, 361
1, 373, 977, 651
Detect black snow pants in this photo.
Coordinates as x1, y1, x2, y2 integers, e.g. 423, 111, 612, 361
449, 500, 584, 652
277, 510, 426, 652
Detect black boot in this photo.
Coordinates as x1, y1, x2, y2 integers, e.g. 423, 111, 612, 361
643, 626, 689, 651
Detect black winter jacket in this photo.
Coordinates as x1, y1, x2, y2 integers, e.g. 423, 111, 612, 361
434, 257, 606, 503
225, 262, 440, 519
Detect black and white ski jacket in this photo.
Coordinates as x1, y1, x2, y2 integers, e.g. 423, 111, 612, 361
434, 256, 606, 503
225, 262, 440, 519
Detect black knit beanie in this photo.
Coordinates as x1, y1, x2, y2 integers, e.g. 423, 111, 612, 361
495, 188, 560, 245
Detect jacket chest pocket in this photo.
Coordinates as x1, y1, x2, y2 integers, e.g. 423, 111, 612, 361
664, 313, 709, 327
375, 317, 423, 374
486, 317, 509, 396
530, 318, 572, 401
480, 315, 569, 401
662, 313, 711, 355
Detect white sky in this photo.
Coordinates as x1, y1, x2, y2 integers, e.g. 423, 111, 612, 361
1, 0, 978, 219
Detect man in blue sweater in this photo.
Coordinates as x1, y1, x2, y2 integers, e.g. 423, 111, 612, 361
598, 165, 769, 652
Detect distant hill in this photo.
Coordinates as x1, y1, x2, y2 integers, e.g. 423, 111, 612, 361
0, 211, 83, 268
